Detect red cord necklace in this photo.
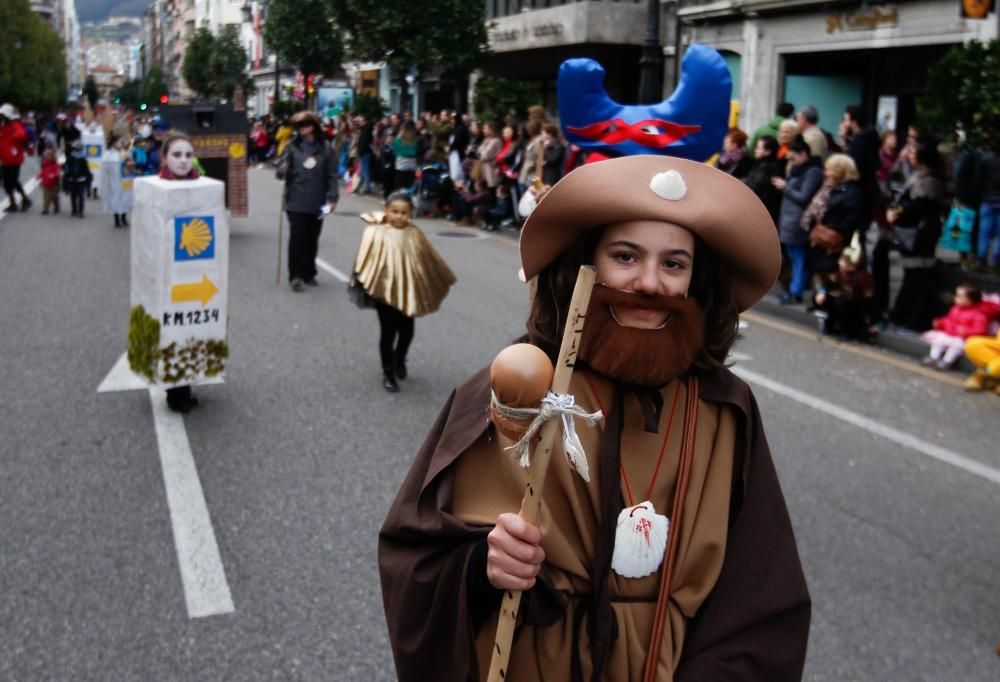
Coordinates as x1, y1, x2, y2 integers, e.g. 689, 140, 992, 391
583, 373, 683, 579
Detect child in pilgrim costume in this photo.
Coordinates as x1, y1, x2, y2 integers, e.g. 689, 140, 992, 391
350, 190, 456, 392
101, 133, 136, 228
159, 131, 202, 413
379, 156, 810, 681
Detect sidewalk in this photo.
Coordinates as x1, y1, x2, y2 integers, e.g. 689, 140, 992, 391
752, 289, 982, 374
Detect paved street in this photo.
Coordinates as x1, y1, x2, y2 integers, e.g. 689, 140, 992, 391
1, 167, 998, 681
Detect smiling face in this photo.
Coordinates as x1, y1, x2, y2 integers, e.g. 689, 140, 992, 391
593, 221, 695, 329
385, 199, 412, 229
165, 139, 195, 179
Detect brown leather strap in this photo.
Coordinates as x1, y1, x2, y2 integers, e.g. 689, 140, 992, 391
642, 375, 699, 682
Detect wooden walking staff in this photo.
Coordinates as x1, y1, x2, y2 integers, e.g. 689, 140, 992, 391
487, 264, 597, 682
275, 203, 285, 285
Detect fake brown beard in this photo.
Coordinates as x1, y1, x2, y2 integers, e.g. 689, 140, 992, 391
577, 285, 705, 388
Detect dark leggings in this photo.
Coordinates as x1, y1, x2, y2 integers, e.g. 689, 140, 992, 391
2, 164, 26, 203
375, 301, 414, 373
70, 183, 86, 214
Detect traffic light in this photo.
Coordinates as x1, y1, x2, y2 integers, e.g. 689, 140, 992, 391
159, 94, 169, 104
139, 103, 148, 111
113, 96, 120, 104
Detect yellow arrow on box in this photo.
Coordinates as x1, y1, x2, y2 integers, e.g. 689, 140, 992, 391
171, 275, 219, 306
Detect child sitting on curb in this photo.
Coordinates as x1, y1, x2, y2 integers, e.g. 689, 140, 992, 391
812, 243, 878, 342
962, 292, 1000, 394
921, 284, 999, 369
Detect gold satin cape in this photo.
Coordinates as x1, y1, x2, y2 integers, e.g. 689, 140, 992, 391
454, 371, 736, 681
352, 212, 456, 317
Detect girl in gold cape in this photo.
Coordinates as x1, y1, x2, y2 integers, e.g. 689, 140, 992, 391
351, 190, 456, 392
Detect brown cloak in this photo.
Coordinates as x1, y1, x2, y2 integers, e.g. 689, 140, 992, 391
378, 366, 810, 681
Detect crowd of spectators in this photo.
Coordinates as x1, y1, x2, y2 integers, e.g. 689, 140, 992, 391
719, 102, 1000, 356
245, 106, 585, 232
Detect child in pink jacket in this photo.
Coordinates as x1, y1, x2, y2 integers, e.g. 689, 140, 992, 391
921, 284, 1000, 369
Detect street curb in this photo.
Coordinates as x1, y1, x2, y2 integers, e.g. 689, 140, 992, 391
752, 294, 977, 374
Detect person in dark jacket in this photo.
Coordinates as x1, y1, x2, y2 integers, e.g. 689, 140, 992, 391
975, 147, 1000, 268
715, 128, 752, 179
889, 136, 946, 332
809, 153, 866, 277
842, 105, 881, 238
63, 139, 93, 218
773, 137, 824, 303
275, 111, 339, 291
743, 135, 784, 224
540, 123, 565, 187
354, 116, 374, 195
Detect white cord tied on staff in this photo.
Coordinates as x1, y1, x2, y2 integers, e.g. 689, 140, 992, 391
491, 390, 603, 482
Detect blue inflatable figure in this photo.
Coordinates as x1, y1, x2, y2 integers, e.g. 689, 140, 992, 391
558, 44, 732, 162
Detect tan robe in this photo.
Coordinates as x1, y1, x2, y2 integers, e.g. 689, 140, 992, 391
453, 370, 737, 681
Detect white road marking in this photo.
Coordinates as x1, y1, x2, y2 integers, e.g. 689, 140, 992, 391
316, 257, 350, 283
98, 356, 233, 618
148, 387, 235, 618
733, 365, 1000, 486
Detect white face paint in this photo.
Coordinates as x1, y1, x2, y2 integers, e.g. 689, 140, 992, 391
166, 139, 195, 179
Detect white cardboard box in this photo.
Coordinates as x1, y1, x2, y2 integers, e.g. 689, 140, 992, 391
130, 176, 229, 387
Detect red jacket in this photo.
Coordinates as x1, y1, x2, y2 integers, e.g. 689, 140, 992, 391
933, 301, 1000, 338
38, 158, 61, 189
0, 120, 29, 166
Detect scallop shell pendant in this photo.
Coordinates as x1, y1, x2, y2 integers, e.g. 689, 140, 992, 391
611, 502, 669, 579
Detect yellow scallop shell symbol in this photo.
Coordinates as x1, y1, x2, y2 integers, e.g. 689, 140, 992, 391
88, 145, 99, 156
180, 218, 213, 257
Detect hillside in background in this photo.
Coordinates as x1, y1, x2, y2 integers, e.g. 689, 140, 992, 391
77, 0, 148, 23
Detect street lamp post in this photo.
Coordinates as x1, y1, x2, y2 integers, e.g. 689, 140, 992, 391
637, 0, 663, 103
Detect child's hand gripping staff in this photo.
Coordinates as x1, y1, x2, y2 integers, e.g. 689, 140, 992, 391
486, 265, 600, 682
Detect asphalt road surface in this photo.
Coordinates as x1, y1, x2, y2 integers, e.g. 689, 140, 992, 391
1, 165, 997, 681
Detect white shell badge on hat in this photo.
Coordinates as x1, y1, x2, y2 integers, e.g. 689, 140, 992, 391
649, 170, 687, 201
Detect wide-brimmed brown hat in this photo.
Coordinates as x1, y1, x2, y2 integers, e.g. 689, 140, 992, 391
290, 110, 322, 129
519, 155, 780, 311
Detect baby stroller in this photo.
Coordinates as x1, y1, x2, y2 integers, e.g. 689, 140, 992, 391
414, 161, 451, 217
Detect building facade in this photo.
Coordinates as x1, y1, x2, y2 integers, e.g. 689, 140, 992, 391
31, 0, 83, 97
680, 0, 999, 135
481, 0, 653, 114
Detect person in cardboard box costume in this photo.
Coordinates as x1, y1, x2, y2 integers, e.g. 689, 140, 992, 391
378, 154, 811, 681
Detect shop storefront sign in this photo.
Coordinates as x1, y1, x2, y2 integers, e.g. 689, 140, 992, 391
826, 6, 898, 33
490, 22, 565, 44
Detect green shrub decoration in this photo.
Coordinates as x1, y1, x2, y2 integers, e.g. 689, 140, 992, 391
127, 305, 160, 380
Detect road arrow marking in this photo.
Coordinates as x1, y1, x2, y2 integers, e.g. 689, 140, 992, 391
171, 275, 218, 306
98, 352, 223, 393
